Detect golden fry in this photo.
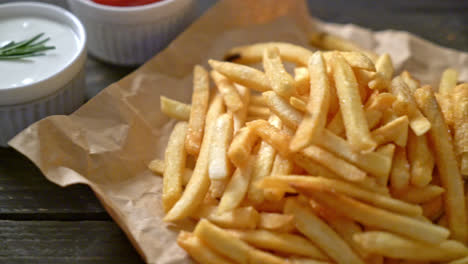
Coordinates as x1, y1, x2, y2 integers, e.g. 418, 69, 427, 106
250, 94, 267, 107
407, 131, 434, 187
163, 122, 188, 212
192, 205, 259, 229
290, 52, 330, 152
439, 68, 459, 95
400, 70, 420, 93
414, 85, 467, 243
185, 65, 210, 155
453, 84, 468, 176
228, 127, 258, 168
177, 231, 236, 264
258, 212, 295, 233
211, 70, 244, 112
294, 67, 310, 95
262, 91, 303, 129
289, 96, 307, 112
246, 119, 292, 157
421, 196, 444, 221
392, 185, 445, 204
160, 96, 191, 121
247, 105, 270, 119
232, 84, 250, 132
263, 46, 296, 98
371, 116, 409, 147
390, 147, 410, 191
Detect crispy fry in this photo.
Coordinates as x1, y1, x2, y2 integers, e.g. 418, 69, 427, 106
389, 147, 410, 191
192, 205, 259, 229
258, 212, 295, 233
208, 59, 270, 92
148, 159, 192, 186
160, 96, 191, 121
265, 175, 422, 216
439, 68, 459, 95
246, 119, 292, 157
400, 70, 420, 93
301, 145, 367, 182
392, 185, 445, 204
289, 96, 307, 112
375, 53, 394, 81
365, 92, 397, 111
371, 116, 409, 147
230, 229, 329, 260
263, 46, 296, 98
327, 108, 382, 137
163, 122, 188, 212
185, 65, 210, 155
164, 95, 224, 222
324, 51, 376, 71
218, 156, 255, 214
290, 52, 330, 152
228, 127, 258, 168
294, 67, 310, 95
435, 92, 454, 127
209, 113, 234, 198
353, 231, 468, 261
284, 197, 365, 264
407, 131, 434, 187
262, 91, 303, 129
211, 70, 244, 112
453, 84, 468, 176
232, 84, 250, 132
177, 231, 236, 264
309, 190, 449, 244
247, 105, 270, 119
390, 78, 431, 136
414, 85, 468, 243
331, 52, 376, 152
248, 116, 281, 204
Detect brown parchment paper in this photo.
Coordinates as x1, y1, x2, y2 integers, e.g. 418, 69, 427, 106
9, 0, 468, 263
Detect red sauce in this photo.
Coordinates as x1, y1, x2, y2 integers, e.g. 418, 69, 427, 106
91, 0, 164, 7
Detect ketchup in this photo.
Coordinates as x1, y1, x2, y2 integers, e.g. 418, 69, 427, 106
91, 0, 164, 7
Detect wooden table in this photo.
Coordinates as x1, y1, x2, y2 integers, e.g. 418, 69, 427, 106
1, 0, 467, 263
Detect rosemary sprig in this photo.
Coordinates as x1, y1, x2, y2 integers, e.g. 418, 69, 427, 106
0, 33, 55, 60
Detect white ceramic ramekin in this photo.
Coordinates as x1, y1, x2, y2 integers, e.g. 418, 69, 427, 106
0, 2, 87, 147
67, 0, 194, 66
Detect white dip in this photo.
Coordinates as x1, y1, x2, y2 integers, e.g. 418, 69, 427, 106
0, 17, 79, 89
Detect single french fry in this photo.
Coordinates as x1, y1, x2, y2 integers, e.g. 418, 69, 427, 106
164, 95, 224, 222
327, 108, 382, 137
211, 70, 244, 112
284, 197, 365, 264
228, 127, 258, 168
266, 142, 294, 201
258, 212, 295, 233
218, 156, 255, 214
389, 147, 410, 191
365, 92, 397, 111
177, 231, 236, 264
314, 129, 393, 180
390, 78, 431, 136
250, 94, 267, 106
246, 119, 292, 157
230, 229, 329, 260
185, 65, 210, 155
439, 68, 459, 95
148, 159, 192, 185
400, 70, 420, 93
308, 190, 449, 244
414, 85, 468, 243
262, 91, 303, 129
422, 196, 444, 221
353, 231, 468, 261
294, 67, 310, 95
208, 59, 270, 92
268, 175, 422, 216
324, 51, 376, 71
263, 46, 296, 98
331, 52, 376, 152
289, 96, 307, 112
160, 96, 191, 121
192, 205, 259, 229
301, 145, 367, 182
381, 108, 398, 125
232, 84, 250, 132
453, 84, 468, 177
209, 113, 234, 198
247, 116, 281, 204
372, 116, 409, 147
290, 52, 330, 152
435, 92, 454, 127
247, 105, 270, 119
392, 185, 445, 204
407, 131, 434, 187
163, 122, 188, 212
375, 53, 394, 81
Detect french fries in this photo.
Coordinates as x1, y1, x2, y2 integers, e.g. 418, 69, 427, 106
290, 52, 330, 152
185, 65, 210, 155
157, 43, 468, 264
331, 52, 377, 152
162, 122, 188, 212
160, 96, 191, 121
414, 86, 468, 243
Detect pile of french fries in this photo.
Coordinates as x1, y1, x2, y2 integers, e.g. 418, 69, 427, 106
151, 33, 468, 264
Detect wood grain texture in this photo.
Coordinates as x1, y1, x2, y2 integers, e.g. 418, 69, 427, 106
0, 220, 144, 264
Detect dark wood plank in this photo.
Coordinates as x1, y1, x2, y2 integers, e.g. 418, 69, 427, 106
0, 220, 143, 264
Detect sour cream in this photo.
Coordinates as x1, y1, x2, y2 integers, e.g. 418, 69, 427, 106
0, 17, 80, 89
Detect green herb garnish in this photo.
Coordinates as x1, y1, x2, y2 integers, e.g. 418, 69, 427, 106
0, 33, 55, 60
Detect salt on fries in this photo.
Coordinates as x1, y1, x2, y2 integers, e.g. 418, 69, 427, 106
151, 39, 468, 264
